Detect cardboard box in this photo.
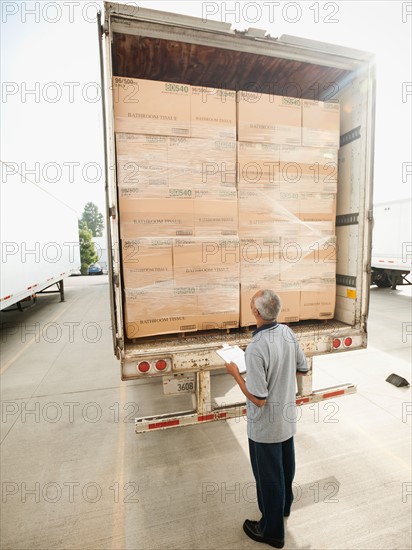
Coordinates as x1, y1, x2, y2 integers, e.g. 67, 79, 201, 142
238, 142, 280, 186
238, 92, 301, 145
116, 133, 169, 190
194, 189, 238, 236
122, 238, 173, 287
299, 192, 336, 223
124, 284, 198, 338
119, 186, 194, 200
124, 281, 240, 337
278, 145, 338, 193
196, 283, 240, 330
167, 137, 236, 187
300, 278, 336, 320
173, 237, 240, 284
113, 77, 191, 137
299, 221, 335, 238
240, 281, 300, 326
116, 134, 236, 192
238, 188, 299, 237
280, 236, 337, 281
190, 86, 236, 140
302, 100, 340, 148
298, 192, 336, 236
118, 197, 195, 238
240, 237, 281, 284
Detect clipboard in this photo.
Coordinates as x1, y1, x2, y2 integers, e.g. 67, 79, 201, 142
216, 345, 247, 374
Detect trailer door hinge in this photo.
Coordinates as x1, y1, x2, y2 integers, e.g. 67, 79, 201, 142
109, 206, 116, 219
113, 273, 119, 287
367, 210, 373, 222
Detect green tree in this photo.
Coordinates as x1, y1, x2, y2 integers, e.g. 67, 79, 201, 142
78, 221, 98, 275
80, 202, 104, 237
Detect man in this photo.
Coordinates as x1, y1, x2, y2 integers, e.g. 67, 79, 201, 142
226, 289, 308, 549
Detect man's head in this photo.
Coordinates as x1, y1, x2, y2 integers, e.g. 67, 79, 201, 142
251, 289, 282, 326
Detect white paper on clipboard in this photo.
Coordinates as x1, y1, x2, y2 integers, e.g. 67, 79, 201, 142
216, 345, 247, 374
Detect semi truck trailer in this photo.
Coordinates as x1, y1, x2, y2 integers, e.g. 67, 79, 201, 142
371, 199, 412, 289
98, 2, 376, 432
0, 171, 80, 311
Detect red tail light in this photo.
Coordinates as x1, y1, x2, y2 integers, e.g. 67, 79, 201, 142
155, 359, 167, 371
138, 361, 150, 373
333, 338, 341, 349
344, 337, 353, 347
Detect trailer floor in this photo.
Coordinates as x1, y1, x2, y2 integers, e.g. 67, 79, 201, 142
1, 276, 411, 550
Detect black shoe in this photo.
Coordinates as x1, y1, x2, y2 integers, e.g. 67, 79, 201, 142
243, 520, 285, 549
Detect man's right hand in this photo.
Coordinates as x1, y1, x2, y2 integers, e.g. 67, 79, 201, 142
225, 361, 240, 378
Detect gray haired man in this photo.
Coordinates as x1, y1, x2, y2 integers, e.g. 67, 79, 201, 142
226, 289, 308, 548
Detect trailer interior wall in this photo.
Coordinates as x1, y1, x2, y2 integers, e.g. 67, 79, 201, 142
102, 5, 375, 372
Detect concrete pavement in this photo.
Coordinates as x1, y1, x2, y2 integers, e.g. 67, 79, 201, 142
1, 276, 411, 549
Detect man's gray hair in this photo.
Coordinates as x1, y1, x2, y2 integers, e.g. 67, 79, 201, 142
254, 289, 282, 321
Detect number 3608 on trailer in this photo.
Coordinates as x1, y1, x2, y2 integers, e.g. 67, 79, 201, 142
163, 374, 196, 395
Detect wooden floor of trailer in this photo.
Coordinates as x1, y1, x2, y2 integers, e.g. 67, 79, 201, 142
1, 275, 411, 550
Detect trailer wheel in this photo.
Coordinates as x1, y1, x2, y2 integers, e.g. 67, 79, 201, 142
373, 272, 391, 288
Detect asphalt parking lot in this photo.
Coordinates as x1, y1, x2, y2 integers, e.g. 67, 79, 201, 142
1, 275, 411, 550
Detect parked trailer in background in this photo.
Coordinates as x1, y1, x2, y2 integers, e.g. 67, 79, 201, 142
98, 3, 376, 432
371, 199, 412, 289
0, 172, 80, 311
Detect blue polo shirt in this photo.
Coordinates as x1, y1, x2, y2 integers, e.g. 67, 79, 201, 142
245, 322, 308, 443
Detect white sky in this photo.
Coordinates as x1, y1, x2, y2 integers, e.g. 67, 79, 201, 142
1, 0, 411, 218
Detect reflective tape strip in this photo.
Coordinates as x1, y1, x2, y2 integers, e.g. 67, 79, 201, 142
198, 413, 215, 422
323, 389, 345, 399
148, 419, 180, 430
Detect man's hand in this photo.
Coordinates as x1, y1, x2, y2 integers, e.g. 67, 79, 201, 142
225, 361, 240, 378
226, 361, 266, 407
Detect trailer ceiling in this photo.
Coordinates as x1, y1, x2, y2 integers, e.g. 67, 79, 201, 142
112, 33, 355, 100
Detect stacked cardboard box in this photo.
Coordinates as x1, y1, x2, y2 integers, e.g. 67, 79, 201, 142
124, 284, 197, 339
122, 238, 173, 287
174, 237, 240, 331
238, 142, 280, 186
302, 99, 340, 148
113, 77, 191, 137
114, 76, 340, 336
113, 77, 236, 139
278, 145, 338, 194
237, 92, 302, 144
114, 77, 239, 338
298, 101, 339, 320
237, 92, 339, 324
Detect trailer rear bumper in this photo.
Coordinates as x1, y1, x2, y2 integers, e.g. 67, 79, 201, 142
135, 383, 356, 433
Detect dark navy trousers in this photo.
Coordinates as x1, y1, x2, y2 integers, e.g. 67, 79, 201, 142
248, 436, 295, 541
